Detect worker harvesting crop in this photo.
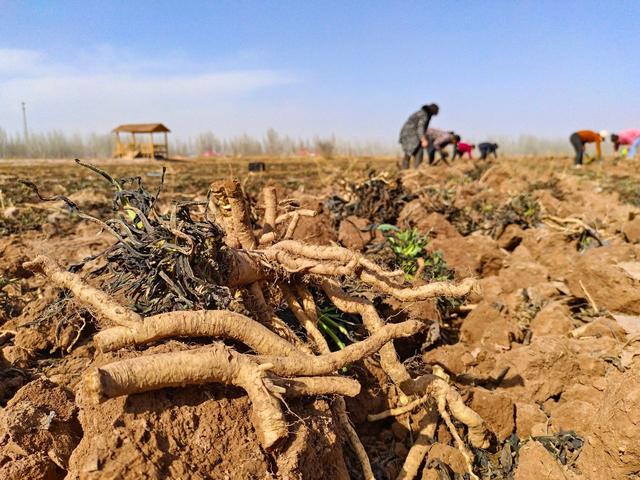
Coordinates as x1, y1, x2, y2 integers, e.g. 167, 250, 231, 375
569, 130, 607, 167
399, 103, 439, 169
478, 142, 499, 160
426, 129, 459, 164
611, 130, 640, 159
452, 141, 475, 160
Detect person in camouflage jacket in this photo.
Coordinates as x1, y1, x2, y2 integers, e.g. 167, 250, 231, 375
399, 103, 439, 169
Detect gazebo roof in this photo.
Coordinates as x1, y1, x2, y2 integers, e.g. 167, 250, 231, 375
113, 123, 171, 133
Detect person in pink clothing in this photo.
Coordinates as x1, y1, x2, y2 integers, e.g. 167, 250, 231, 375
452, 142, 475, 160
611, 130, 640, 158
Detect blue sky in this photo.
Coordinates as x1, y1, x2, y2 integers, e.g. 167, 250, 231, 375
0, 0, 638, 143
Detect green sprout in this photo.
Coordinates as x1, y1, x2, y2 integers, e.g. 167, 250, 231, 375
317, 305, 356, 350
377, 224, 428, 277
0, 277, 16, 290
377, 225, 455, 281
377, 225, 456, 317
420, 250, 454, 282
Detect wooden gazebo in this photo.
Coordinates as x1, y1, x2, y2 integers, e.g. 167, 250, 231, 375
112, 123, 170, 159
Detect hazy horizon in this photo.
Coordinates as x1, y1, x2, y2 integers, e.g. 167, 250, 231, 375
1, 0, 638, 145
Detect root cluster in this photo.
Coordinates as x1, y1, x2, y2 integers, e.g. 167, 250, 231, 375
25, 171, 489, 479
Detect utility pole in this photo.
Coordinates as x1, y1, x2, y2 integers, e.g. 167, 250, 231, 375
21, 101, 29, 140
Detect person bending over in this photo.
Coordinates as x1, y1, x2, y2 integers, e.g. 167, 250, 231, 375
611, 129, 640, 159
427, 129, 458, 164
569, 130, 606, 166
399, 103, 439, 169
478, 142, 499, 160
453, 141, 475, 160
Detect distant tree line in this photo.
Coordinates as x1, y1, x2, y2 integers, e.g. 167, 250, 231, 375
0, 127, 608, 159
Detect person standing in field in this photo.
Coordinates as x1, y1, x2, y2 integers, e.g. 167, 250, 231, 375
478, 142, 499, 160
569, 130, 607, 167
426, 129, 458, 164
452, 141, 475, 160
611, 130, 640, 159
399, 103, 439, 169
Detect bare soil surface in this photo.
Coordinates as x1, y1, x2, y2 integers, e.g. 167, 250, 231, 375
2, 155, 640, 479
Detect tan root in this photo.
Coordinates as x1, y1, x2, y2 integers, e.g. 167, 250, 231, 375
269, 376, 361, 397
396, 408, 439, 480
400, 375, 489, 449
208, 181, 240, 248
219, 179, 257, 250
275, 209, 317, 225
262, 186, 278, 235
280, 284, 327, 353
94, 311, 421, 375
367, 393, 431, 421
94, 310, 303, 355
284, 284, 375, 480
23, 255, 142, 328
85, 344, 286, 449
264, 240, 477, 301
253, 319, 422, 377
321, 278, 488, 479
359, 271, 478, 301
321, 278, 412, 386
245, 282, 310, 352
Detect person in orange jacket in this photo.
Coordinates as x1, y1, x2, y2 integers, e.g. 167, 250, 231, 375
569, 130, 607, 166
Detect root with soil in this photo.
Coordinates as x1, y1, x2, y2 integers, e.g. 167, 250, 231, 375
23, 164, 488, 479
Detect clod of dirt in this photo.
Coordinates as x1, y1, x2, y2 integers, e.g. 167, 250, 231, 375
617, 260, 640, 281
611, 313, 640, 335
529, 301, 574, 337
565, 246, 640, 314
507, 241, 560, 282
397, 200, 462, 240
422, 342, 478, 376
469, 387, 515, 442
515, 402, 548, 438
490, 336, 610, 404
569, 317, 627, 341
622, 214, 640, 243
290, 211, 336, 245
0, 378, 81, 480
514, 441, 568, 480
382, 296, 440, 326
547, 400, 596, 436
338, 216, 380, 251
460, 301, 520, 350
497, 224, 525, 251
0, 238, 32, 280
1, 345, 31, 368
429, 235, 505, 278
496, 259, 549, 295
427, 442, 467, 474
576, 368, 640, 479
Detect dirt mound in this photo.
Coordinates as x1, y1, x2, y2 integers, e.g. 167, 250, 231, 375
0, 379, 81, 480
565, 245, 640, 314
576, 368, 640, 479
68, 382, 347, 479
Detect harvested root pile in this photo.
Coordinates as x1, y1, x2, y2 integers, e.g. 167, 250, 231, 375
417, 187, 481, 236
418, 187, 544, 239
20, 162, 489, 480
325, 170, 414, 227
484, 194, 542, 239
